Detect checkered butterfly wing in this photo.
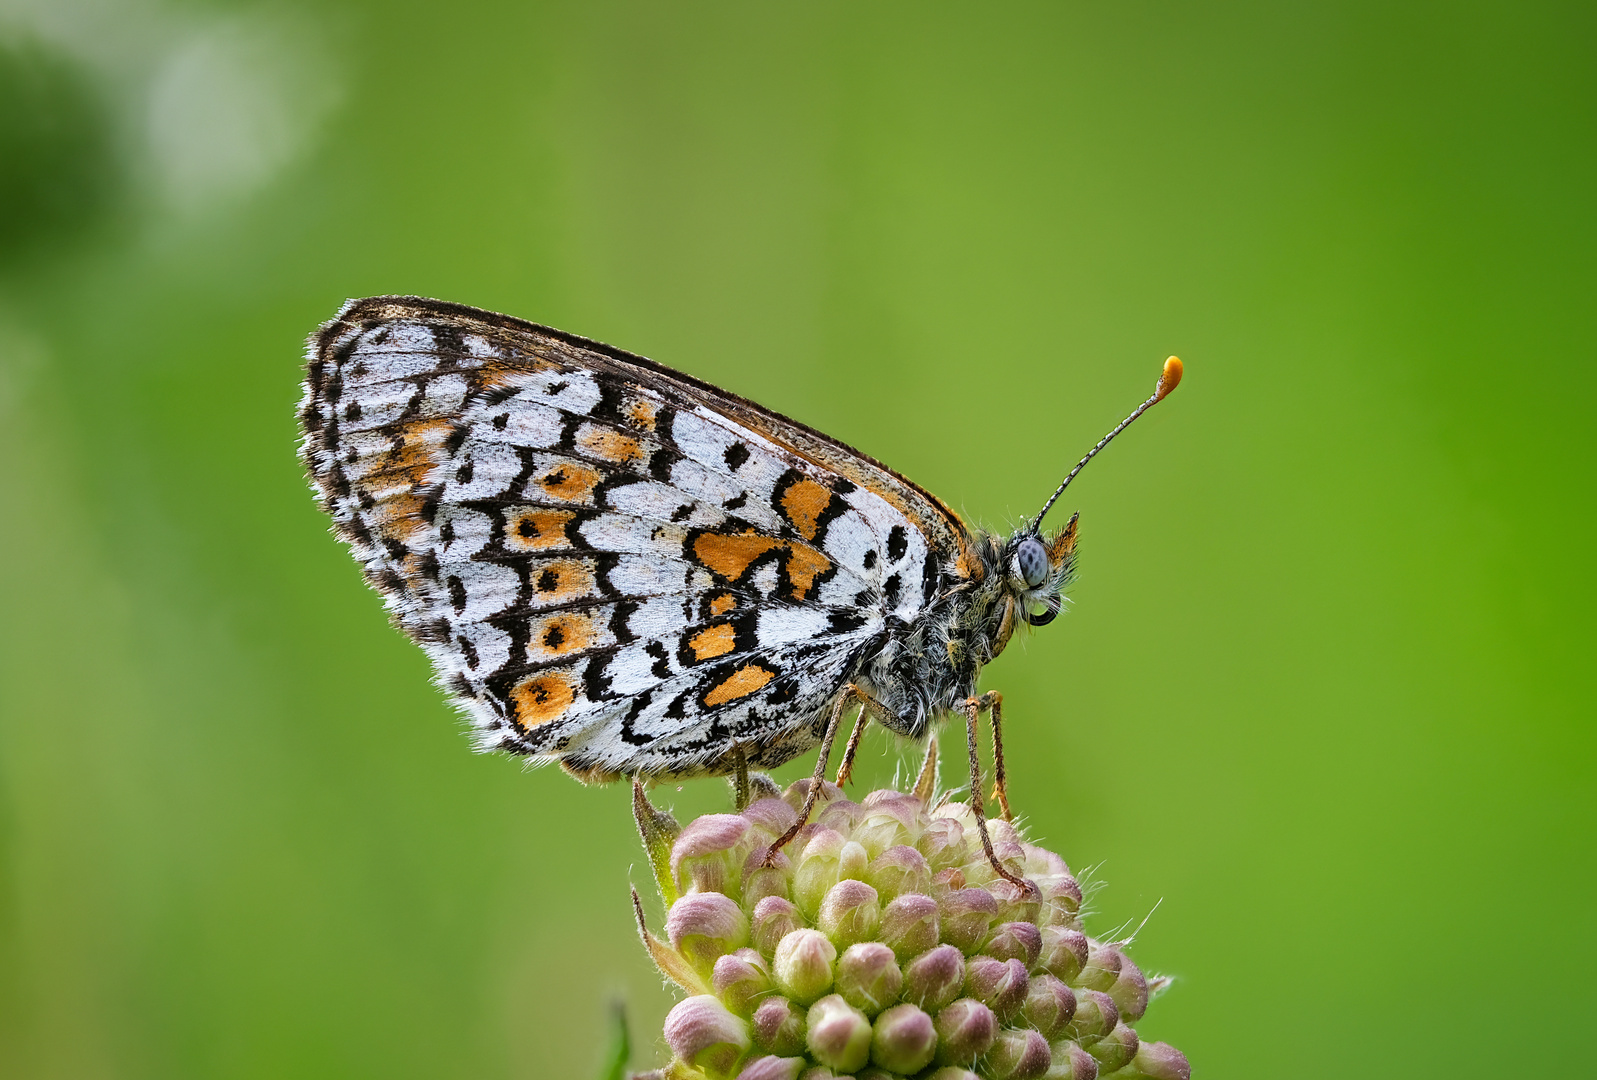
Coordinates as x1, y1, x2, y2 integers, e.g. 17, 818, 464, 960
299, 297, 976, 779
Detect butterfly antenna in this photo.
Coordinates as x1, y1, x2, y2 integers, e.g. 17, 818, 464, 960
1035, 356, 1183, 527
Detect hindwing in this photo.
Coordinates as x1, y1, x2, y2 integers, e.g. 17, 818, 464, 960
298, 296, 979, 778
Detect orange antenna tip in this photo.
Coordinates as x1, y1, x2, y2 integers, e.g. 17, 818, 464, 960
1154, 356, 1183, 402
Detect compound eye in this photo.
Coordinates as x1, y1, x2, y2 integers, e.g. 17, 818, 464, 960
1015, 536, 1049, 589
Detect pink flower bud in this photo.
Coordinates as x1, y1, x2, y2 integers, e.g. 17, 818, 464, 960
853, 802, 916, 856
1037, 926, 1089, 982
672, 814, 753, 898
793, 828, 845, 918
1020, 973, 1076, 1040
961, 821, 1026, 886
900, 944, 966, 1012
939, 888, 999, 953
985, 921, 1042, 966
1078, 942, 1123, 992
742, 797, 798, 840
796, 1068, 845, 1080
932, 997, 996, 1065
1086, 1022, 1139, 1073
985, 1027, 1051, 1080
963, 956, 1029, 1023
814, 795, 863, 835
663, 995, 751, 1079
879, 892, 940, 959
1047, 1041, 1101, 1080
751, 896, 805, 961
713, 949, 773, 1015
1022, 843, 1070, 879
742, 847, 792, 908
781, 778, 839, 814
869, 1003, 936, 1074
1064, 990, 1119, 1042
772, 928, 836, 1004
817, 878, 881, 947
866, 844, 932, 900
1108, 954, 1149, 1021
805, 994, 872, 1073
989, 878, 1042, 926
1131, 1040, 1191, 1080
667, 892, 750, 975
916, 816, 966, 868
837, 840, 870, 882
751, 996, 806, 1056
923, 1070, 982, 1080
735, 1055, 805, 1080
1034, 872, 1082, 924
834, 942, 902, 1016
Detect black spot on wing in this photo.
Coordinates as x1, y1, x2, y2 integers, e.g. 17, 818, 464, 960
923, 550, 939, 604
447, 575, 467, 613
723, 442, 750, 471
584, 655, 614, 702
887, 525, 908, 562
610, 600, 639, 644
482, 384, 519, 409
828, 610, 867, 634
645, 641, 672, 679
431, 323, 466, 362
883, 573, 901, 609
620, 694, 653, 745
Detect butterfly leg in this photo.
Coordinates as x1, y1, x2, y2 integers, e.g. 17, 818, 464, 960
974, 690, 1012, 822
835, 687, 889, 788
728, 741, 751, 812
912, 736, 939, 803
964, 697, 1032, 892
761, 683, 864, 866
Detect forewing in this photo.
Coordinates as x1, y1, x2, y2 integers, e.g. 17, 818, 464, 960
298, 296, 976, 777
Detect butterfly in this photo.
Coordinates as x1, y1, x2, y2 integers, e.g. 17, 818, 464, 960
298, 296, 1180, 884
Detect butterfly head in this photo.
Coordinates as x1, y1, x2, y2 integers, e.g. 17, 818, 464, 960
995, 355, 1183, 642
1003, 513, 1078, 629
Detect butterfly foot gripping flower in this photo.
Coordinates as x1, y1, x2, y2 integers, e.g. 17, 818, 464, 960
630, 779, 1189, 1080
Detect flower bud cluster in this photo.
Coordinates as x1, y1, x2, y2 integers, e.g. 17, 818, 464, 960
633, 780, 1188, 1080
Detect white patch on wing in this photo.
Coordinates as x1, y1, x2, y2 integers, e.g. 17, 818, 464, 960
609, 554, 686, 596
440, 507, 493, 557
577, 514, 685, 557
451, 562, 520, 620
756, 606, 831, 646
626, 597, 692, 639
494, 395, 564, 448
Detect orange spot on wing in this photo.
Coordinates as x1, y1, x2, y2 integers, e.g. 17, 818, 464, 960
693, 532, 782, 581
505, 508, 575, 551
702, 663, 776, 707
709, 593, 737, 615
625, 399, 659, 431
534, 462, 602, 503
785, 542, 832, 600
371, 491, 428, 542
527, 613, 595, 660
687, 624, 737, 662
577, 426, 644, 464
529, 559, 596, 602
779, 478, 835, 540
511, 671, 577, 728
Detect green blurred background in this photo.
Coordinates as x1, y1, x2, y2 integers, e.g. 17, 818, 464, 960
1, 2, 1592, 1077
